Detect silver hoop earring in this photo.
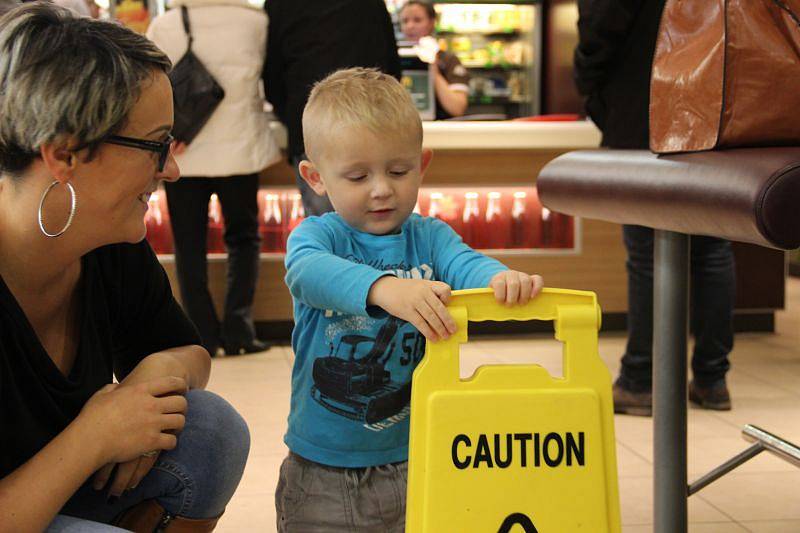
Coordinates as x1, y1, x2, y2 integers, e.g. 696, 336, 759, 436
38, 180, 76, 238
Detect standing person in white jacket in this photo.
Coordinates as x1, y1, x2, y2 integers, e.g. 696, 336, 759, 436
148, 0, 280, 357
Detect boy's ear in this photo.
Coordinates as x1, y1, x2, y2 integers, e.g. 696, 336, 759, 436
298, 160, 327, 196
39, 140, 78, 184
420, 148, 434, 177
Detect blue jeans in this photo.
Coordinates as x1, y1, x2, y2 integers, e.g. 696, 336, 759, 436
292, 154, 334, 217
47, 390, 250, 531
618, 225, 735, 392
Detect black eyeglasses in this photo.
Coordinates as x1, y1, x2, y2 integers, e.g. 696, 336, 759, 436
105, 134, 174, 172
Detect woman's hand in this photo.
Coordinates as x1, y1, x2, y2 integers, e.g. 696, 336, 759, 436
0, 380, 184, 532
92, 454, 159, 499
87, 374, 188, 497
88, 348, 207, 496
76, 377, 188, 493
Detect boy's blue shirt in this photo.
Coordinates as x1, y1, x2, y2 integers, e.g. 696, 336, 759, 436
284, 212, 507, 467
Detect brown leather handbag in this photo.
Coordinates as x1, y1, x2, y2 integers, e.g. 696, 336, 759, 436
649, 0, 800, 153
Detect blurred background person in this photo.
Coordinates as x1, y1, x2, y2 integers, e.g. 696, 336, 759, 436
574, 0, 735, 416
263, 0, 401, 216
148, 0, 281, 357
399, 0, 469, 120
51, 0, 90, 16
85, 0, 100, 18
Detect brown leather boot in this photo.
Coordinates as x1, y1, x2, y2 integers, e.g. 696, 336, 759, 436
689, 380, 732, 411
613, 382, 652, 417
113, 499, 222, 532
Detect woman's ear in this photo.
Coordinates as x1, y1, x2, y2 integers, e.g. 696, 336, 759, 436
39, 140, 78, 184
298, 160, 327, 196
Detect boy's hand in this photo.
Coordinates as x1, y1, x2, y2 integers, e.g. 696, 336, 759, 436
489, 271, 544, 306
368, 277, 457, 341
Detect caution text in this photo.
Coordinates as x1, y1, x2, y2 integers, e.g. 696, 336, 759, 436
451, 432, 586, 469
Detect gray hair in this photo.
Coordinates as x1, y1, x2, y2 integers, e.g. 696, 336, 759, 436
0, 0, 19, 18
0, 2, 171, 175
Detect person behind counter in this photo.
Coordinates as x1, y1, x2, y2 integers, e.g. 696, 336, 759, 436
399, 0, 469, 119
0, 4, 249, 530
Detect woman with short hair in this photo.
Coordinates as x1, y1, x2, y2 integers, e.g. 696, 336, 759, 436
399, 0, 470, 118
0, 3, 249, 531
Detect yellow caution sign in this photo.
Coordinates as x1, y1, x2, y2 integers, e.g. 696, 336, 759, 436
406, 288, 620, 533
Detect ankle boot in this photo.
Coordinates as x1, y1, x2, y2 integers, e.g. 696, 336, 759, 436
113, 499, 222, 532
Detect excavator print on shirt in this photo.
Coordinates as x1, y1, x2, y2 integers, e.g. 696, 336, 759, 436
310, 315, 425, 426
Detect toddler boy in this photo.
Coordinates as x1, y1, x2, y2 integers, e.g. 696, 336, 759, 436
276, 67, 544, 532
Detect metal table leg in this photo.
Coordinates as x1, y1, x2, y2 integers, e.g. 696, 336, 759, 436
653, 230, 690, 533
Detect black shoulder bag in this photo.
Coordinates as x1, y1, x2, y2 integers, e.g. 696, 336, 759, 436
168, 5, 225, 144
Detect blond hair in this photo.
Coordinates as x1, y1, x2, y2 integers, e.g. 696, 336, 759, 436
302, 68, 422, 161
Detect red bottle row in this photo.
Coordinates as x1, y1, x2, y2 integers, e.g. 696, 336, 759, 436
145, 187, 573, 255
257, 190, 305, 254
144, 192, 173, 254
415, 188, 573, 250
144, 191, 306, 255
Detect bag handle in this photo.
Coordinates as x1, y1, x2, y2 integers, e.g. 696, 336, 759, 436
180, 5, 193, 50
772, 0, 800, 29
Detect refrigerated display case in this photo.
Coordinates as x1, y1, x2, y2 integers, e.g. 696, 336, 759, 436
388, 0, 542, 119
146, 185, 577, 257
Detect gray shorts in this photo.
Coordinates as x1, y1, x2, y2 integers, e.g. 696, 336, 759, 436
275, 452, 407, 532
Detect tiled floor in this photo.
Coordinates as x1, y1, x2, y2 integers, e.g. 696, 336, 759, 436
207, 279, 800, 532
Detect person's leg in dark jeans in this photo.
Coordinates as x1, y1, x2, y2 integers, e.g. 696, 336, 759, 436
215, 174, 268, 354
617, 225, 655, 395
689, 235, 735, 409
164, 178, 221, 356
615, 226, 736, 415
292, 153, 334, 217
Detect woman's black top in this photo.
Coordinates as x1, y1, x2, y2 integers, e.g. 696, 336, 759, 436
0, 241, 200, 478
